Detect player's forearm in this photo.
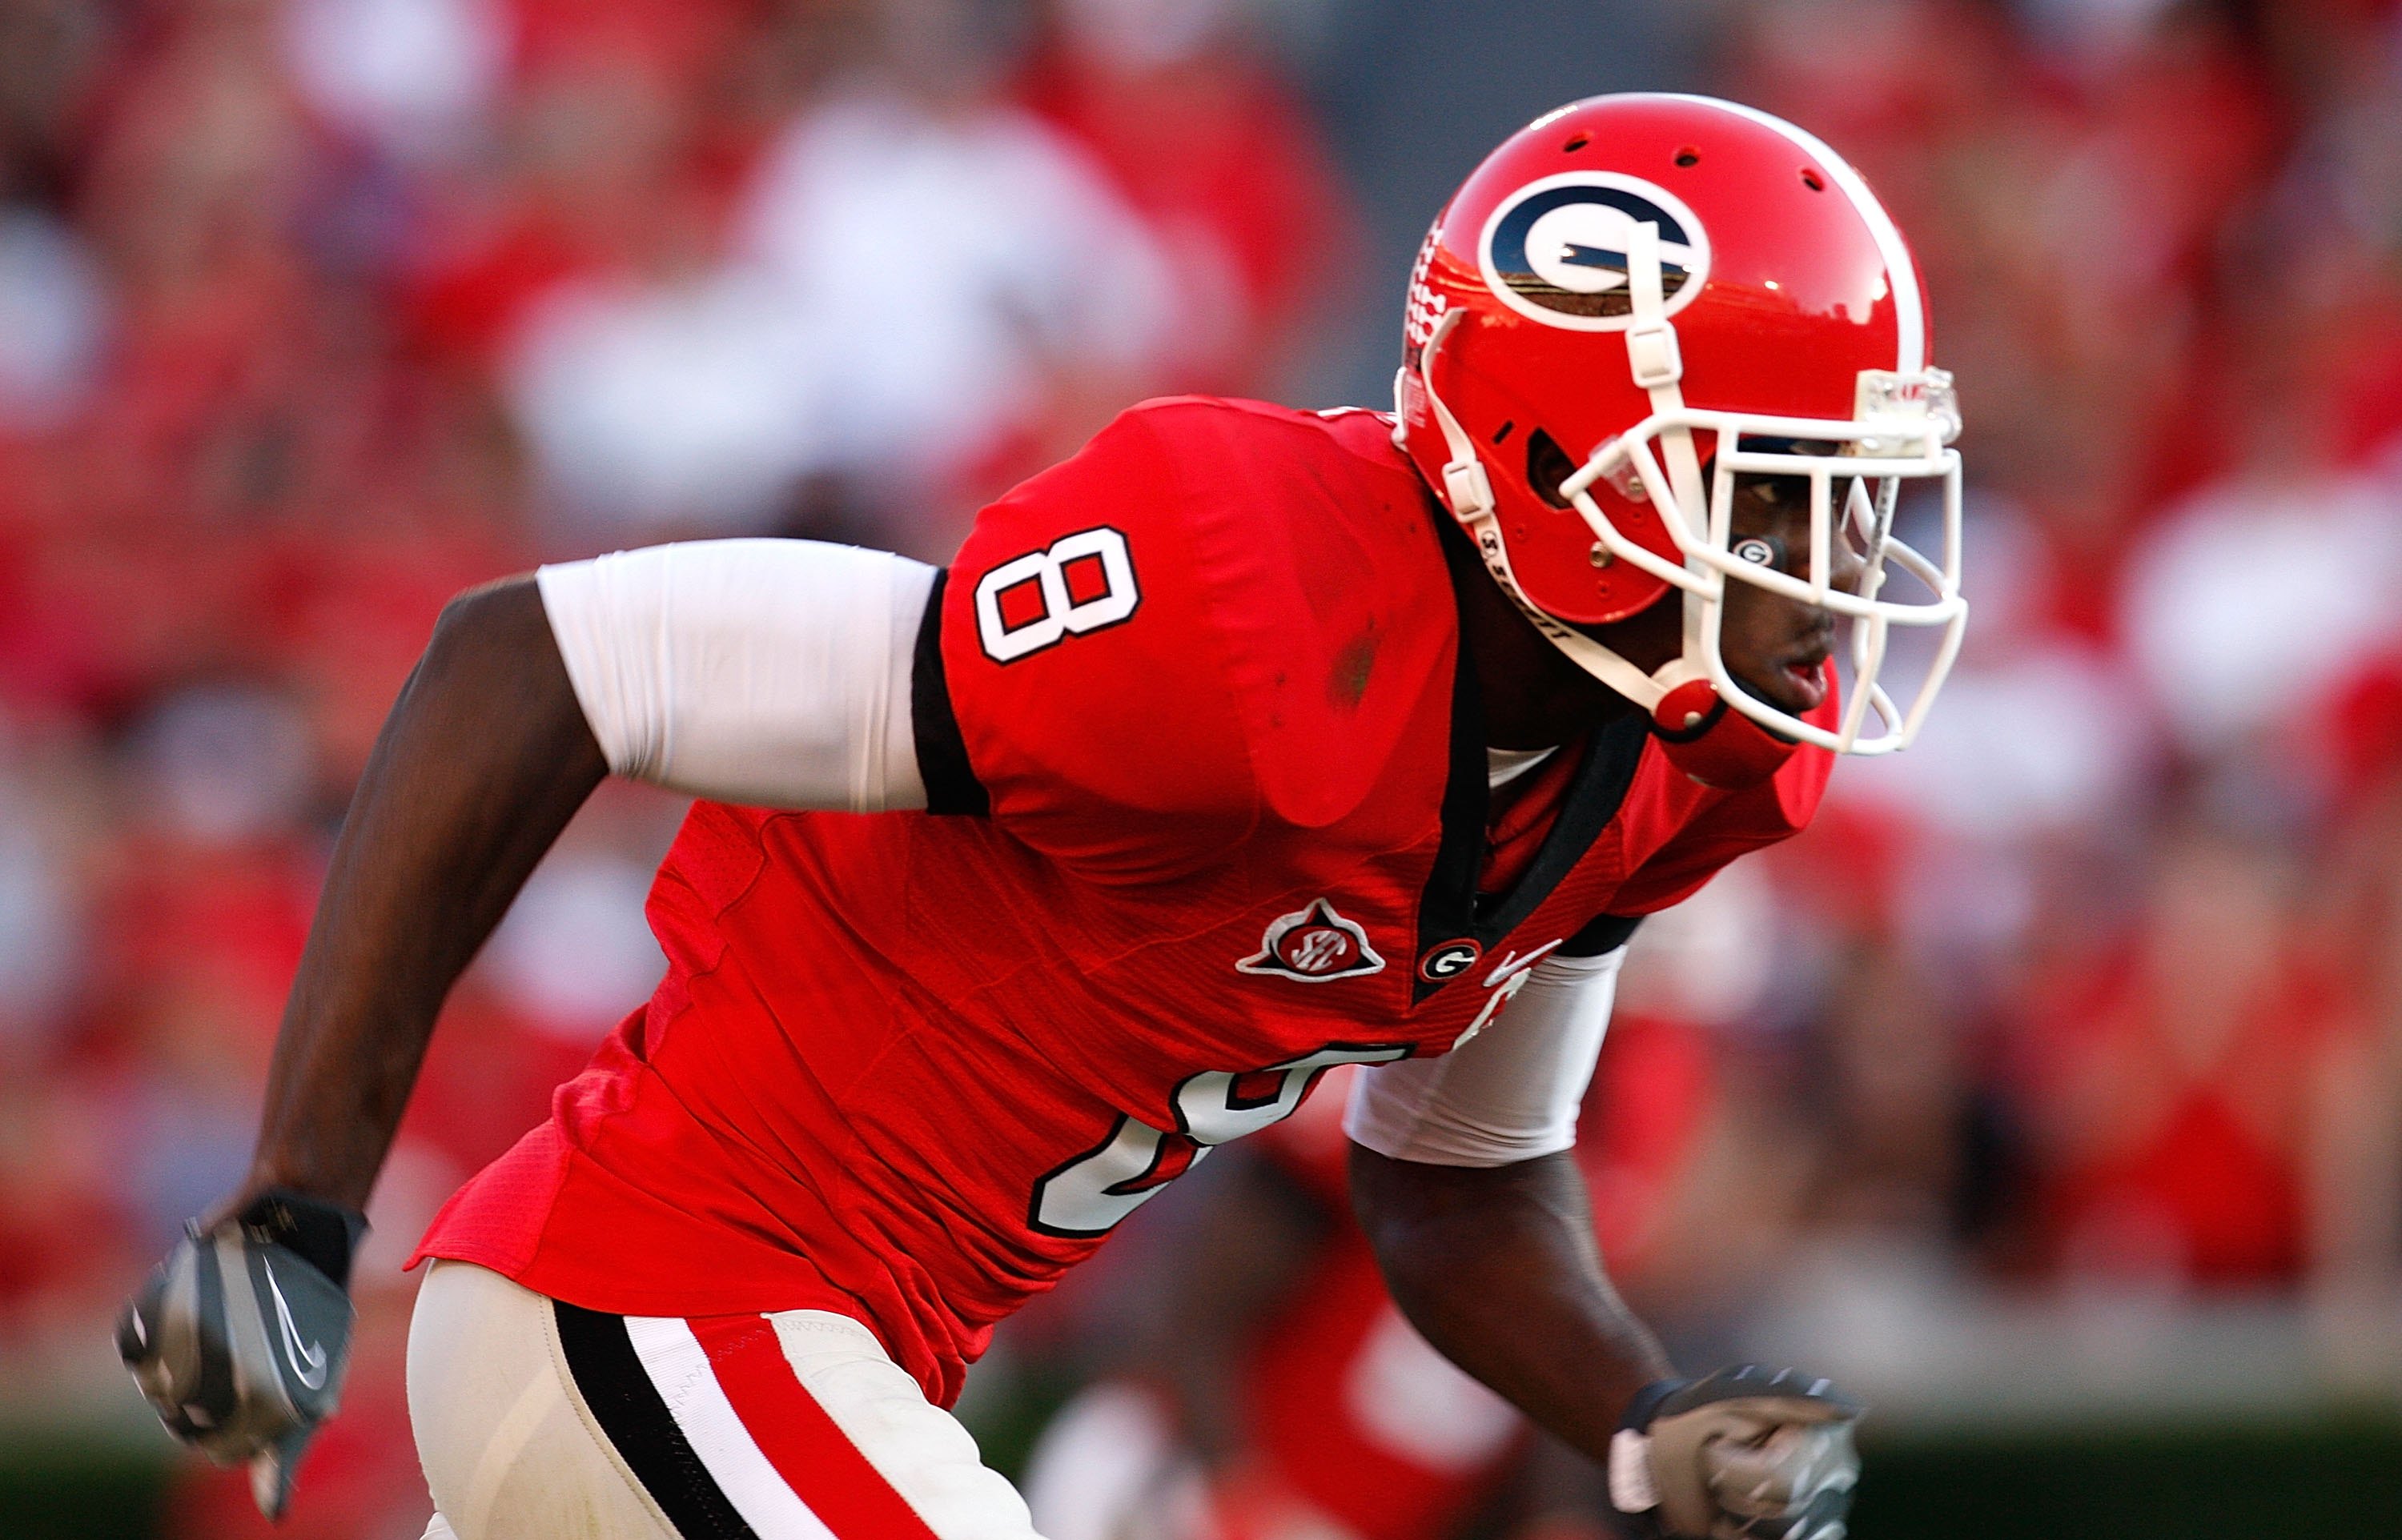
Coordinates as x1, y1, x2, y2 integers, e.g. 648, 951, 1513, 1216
241, 577, 606, 1211
1349, 1144, 1672, 1464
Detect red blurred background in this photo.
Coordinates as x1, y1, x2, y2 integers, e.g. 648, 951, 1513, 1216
2, 2, 2400, 1537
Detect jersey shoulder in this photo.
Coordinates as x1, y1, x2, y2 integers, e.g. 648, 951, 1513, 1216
938, 396, 1457, 880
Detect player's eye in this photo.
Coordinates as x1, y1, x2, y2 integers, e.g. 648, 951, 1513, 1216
1733, 537, 1777, 567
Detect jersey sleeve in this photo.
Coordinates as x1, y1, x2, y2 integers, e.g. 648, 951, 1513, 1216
924, 407, 1264, 881
1343, 946, 1626, 1166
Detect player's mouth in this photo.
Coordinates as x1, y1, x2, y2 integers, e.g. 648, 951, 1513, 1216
1773, 649, 1829, 712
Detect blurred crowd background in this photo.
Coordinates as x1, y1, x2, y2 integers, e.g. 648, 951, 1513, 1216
4, 0, 2402, 1536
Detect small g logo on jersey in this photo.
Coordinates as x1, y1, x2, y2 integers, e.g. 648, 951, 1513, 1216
1479, 172, 1711, 333
1417, 939, 1482, 983
1237, 899, 1387, 983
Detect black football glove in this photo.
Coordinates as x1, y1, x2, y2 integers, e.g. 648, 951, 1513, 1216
116, 1189, 367, 1522
1608, 1366, 1862, 1540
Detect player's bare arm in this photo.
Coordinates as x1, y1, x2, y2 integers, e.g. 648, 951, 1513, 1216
115, 577, 604, 1515
1349, 1145, 1670, 1453
117, 539, 937, 1517
244, 578, 605, 1213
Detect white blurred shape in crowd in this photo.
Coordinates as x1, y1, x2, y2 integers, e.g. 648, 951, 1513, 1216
131, 684, 316, 846
1022, 1382, 1181, 1540
484, 849, 666, 1042
2124, 471, 2402, 756
131, 1082, 259, 1241
1834, 504, 2154, 960
732, 90, 1174, 477
1848, 500, 2154, 836
505, 270, 825, 541
282, 0, 509, 163
508, 90, 1175, 541
0, 209, 107, 430
1885, 646, 2151, 840
1617, 860, 1778, 1029
1345, 1304, 1519, 1470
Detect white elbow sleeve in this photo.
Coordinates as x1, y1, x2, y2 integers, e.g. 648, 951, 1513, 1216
1344, 946, 1625, 1167
536, 540, 934, 812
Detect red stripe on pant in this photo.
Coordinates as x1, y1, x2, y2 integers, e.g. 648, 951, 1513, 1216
686, 1314, 944, 1539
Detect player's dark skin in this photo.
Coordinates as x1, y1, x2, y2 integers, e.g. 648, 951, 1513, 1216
224, 468, 1854, 1476
1356, 470, 1861, 1453
1476, 463, 1849, 751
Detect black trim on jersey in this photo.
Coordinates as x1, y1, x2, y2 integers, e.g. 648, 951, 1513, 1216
552, 1301, 760, 1540
1412, 571, 1491, 1001
1412, 523, 1651, 1001
1560, 912, 1643, 957
911, 569, 990, 816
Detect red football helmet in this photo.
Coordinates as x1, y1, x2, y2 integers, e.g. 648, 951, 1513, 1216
1396, 93, 1966, 760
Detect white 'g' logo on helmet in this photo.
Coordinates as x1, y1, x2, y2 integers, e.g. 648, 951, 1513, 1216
1478, 172, 1712, 333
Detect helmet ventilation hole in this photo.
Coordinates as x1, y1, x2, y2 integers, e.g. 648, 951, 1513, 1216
1801, 169, 1825, 191
1491, 419, 1516, 446
1674, 147, 1701, 167
1526, 429, 1578, 510
1563, 133, 1590, 152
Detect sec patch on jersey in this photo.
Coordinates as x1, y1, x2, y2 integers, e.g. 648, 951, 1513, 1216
1237, 897, 1388, 982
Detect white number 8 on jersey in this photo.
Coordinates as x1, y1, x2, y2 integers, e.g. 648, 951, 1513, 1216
974, 527, 1140, 664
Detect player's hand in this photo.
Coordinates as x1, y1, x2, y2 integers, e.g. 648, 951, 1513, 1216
1608, 1366, 1861, 1540
116, 1189, 368, 1522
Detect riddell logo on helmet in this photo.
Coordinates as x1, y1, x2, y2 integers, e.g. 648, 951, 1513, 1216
1479, 172, 1711, 333
1402, 227, 1448, 350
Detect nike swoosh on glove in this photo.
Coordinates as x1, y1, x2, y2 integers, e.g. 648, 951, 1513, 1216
1609, 1365, 1862, 1540
117, 1189, 367, 1521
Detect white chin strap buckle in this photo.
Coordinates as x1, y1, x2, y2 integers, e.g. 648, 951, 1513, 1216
1443, 456, 1494, 519
1625, 319, 1682, 391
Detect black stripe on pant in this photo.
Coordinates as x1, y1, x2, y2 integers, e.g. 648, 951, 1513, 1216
552, 1301, 759, 1540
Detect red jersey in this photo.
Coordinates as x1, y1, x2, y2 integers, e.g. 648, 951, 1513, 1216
415, 398, 1833, 1406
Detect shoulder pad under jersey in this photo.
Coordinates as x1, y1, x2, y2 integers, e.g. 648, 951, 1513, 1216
938, 397, 1455, 881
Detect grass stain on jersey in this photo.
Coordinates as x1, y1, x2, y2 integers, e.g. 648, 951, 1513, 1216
1332, 628, 1380, 710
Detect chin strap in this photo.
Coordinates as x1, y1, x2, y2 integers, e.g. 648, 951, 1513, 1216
1622, 222, 1709, 556
1399, 229, 1713, 723
1401, 309, 1676, 712
1624, 222, 1715, 698
1399, 230, 1806, 790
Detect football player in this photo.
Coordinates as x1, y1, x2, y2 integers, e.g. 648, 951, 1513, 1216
119, 94, 1963, 1540
1022, 1063, 1563, 1540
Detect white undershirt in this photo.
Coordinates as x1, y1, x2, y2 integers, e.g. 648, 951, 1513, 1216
536, 539, 934, 812
1486, 744, 1556, 790
1344, 944, 1623, 1167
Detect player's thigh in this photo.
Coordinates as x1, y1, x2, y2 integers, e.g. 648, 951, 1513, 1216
408, 1260, 1044, 1539
606, 1305, 1047, 1540
407, 1260, 677, 1540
